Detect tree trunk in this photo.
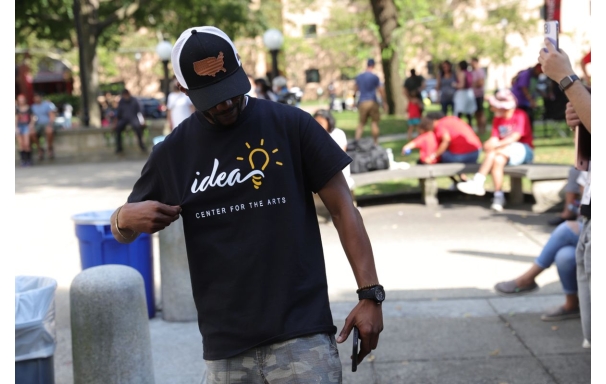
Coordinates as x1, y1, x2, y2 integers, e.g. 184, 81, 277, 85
75, 0, 102, 127
370, 0, 405, 116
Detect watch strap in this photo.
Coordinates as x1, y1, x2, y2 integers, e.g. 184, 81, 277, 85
559, 74, 579, 91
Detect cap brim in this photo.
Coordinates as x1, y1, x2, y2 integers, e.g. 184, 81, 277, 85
186, 66, 251, 112
488, 96, 516, 110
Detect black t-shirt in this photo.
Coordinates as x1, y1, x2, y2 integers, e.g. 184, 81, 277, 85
127, 97, 351, 360
403, 75, 425, 96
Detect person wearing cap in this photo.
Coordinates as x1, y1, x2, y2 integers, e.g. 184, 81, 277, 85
456, 89, 534, 212
539, 38, 591, 349
354, 58, 388, 144
109, 26, 383, 382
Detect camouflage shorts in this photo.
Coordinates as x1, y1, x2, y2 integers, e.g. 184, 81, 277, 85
202, 333, 342, 384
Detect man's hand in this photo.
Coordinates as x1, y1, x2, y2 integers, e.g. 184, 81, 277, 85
119, 201, 181, 234
538, 39, 574, 83
426, 153, 438, 163
565, 102, 581, 129
336, 300, 383, 364
382, 102, 389, 114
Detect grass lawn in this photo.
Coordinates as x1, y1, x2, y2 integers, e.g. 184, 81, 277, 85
346, 110, 575, 197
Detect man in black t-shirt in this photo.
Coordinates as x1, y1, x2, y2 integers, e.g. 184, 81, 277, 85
110, 26, 384, 382
403, 69, 425, 100
114, 89, 146, 154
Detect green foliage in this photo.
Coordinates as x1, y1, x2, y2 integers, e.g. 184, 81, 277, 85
45, 93, 81, 115
314, 1, 376, 77
394, 0, 539, 69
15, 0, 74, 47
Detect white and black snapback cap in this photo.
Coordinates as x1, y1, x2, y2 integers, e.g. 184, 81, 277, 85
171, 26, 251, 112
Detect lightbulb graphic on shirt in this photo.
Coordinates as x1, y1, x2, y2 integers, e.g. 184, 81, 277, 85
236, 139, 283, 189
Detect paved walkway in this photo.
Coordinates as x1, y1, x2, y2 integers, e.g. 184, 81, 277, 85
15, 160, 590, 384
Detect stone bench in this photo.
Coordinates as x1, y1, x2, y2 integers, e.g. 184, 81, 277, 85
503, 163, 572, 212
15, 120, 166, 165
351, 163, 481, 207
351, 163, 571, 210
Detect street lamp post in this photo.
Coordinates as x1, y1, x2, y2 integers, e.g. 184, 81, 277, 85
155, 40, 173, 104
262, 29, 284, 84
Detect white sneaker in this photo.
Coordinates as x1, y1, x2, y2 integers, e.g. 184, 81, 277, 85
582, 339, 591, 349
456, 180, 486, 196
491, 194, 506, 212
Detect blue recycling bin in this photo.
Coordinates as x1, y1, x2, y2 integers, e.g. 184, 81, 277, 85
72, 210, 155, 318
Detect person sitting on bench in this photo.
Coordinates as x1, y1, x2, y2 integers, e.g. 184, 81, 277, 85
456, 89, 534, 212
494, 219, 583, 321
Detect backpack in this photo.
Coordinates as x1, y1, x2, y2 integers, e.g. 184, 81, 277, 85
346, 138, 390, 174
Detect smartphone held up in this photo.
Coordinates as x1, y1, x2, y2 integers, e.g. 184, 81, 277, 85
544, 21, 559, 51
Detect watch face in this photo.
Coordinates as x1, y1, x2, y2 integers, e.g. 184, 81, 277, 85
375, 289, 385, 301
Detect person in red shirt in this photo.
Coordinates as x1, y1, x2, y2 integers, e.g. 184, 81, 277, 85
406, 97, 423, 140
457, 89, 534, 211
424, 112, 482, 164
581, 50, 591, 85
401, 123, 439, 164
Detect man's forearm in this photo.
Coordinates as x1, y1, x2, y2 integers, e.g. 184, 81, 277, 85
332, 207, 379, 287
435, 139, 450, 157
110, 205, 140, 244
565, 82, 591, 132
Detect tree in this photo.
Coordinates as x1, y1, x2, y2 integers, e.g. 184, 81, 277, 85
370, 0, 405, 115
395, 0, 538, 74
16, 0, 265, 127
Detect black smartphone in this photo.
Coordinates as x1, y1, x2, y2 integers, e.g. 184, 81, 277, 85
352, 326, 359, 372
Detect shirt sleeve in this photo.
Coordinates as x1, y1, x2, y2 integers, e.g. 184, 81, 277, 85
410, 135, 424, 148
299, 116, 352, 193
127, 148, 167, 204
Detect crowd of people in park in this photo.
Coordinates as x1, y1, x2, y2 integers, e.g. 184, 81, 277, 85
106, 24, 591, 382
397, 40, 592, 348
12, 18, 591, 381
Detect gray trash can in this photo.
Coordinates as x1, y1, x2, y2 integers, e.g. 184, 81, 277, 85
15, 276, 57, 384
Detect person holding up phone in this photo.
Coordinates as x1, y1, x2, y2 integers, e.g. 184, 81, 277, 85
539, 38, 591, 348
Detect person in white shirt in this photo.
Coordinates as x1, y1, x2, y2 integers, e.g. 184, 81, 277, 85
313, 109, 355, 190
166, 81, 195, 131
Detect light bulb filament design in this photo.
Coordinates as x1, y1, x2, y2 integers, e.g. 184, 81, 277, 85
236, 140, 283, 190
249, 148, 270, 189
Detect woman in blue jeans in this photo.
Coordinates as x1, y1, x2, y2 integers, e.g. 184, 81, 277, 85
494, 220, 581, 321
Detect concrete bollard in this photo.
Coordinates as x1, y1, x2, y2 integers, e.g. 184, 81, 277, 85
70, 265, 155, 384
158, 216, 198, 322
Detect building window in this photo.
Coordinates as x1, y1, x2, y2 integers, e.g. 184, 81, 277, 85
303, 24, 317, 38
305, 69, 320, 83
